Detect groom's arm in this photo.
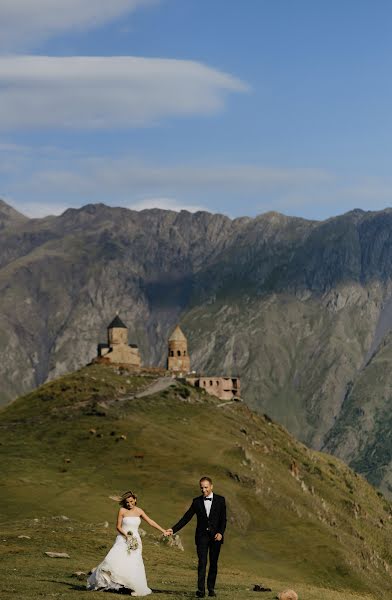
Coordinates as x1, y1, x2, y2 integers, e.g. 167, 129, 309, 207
171, 500, 196, 534
217, 496, 227, 536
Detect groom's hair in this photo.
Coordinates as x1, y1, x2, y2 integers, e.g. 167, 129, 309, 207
199, 476, 212, 484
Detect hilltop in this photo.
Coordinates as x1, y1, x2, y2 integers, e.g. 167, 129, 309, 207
1, 364, 392, 600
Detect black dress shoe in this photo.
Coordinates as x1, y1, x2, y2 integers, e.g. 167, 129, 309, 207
208, 591, 216, 597
196, 592, 205, 598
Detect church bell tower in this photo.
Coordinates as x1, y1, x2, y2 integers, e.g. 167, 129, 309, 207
167, 325, 190, 374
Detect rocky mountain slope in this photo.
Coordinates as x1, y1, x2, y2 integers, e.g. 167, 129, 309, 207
323, 329, 392, 494
1, 364, 392, 599
0, 198, 28, 230
2, 200, 392, 493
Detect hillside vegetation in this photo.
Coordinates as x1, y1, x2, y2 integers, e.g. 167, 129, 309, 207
1, 364, 392, 599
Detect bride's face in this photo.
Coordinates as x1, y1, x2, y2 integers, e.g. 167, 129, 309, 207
126, 496, 136, 509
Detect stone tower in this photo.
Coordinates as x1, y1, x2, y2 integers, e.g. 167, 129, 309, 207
167, 325, 190, 374
108, 315, 128, 345
97, 315, 141, 367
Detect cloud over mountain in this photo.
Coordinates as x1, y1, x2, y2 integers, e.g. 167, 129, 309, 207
0, 55, 248, 130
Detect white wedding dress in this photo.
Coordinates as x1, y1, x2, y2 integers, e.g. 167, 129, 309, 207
87, 516, 152, 596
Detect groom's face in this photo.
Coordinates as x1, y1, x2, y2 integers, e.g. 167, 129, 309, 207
200, 480, 213, 497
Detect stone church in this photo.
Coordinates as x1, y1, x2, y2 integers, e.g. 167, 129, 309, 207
96, 316, 240, 400
97, 315, 141, 367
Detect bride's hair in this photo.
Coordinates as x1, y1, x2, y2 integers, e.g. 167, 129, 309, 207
119, 491, 138, 508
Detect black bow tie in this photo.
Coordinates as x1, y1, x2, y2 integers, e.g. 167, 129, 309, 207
204, 498, 212, 501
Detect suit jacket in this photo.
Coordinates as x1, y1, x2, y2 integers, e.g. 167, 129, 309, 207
171, 494, 227, 544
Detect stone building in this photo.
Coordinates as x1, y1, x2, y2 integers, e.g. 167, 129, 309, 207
167, 325, 241, 400
167, 325, 190, 374
185, 376, 241, 401
95, 317, 241, 400
97, 315, 141, 367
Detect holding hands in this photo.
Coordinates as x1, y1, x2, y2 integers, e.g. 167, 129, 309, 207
164, 528, 220, 540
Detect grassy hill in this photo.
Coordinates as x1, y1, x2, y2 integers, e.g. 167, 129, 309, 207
1, 364, 392, 600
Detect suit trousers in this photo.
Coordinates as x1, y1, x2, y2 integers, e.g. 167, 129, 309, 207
196, 533, 222, 592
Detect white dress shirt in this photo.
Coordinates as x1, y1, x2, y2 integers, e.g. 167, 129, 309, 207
203, 493, 213, 517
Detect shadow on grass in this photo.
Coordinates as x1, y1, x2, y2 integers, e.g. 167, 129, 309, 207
41, 580, 87, 592
150, 591, 195, 596
48, 580, 194, 596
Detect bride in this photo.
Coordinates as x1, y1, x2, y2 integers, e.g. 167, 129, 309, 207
87, 490, 170, 596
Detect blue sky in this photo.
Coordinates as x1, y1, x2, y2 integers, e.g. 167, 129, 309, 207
1, 0, 392, 220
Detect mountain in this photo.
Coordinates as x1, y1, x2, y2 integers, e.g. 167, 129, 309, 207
1, 364, 392, 599
0, 198, 29, 230
323, 329, 392, 494
3, 202, 392, 494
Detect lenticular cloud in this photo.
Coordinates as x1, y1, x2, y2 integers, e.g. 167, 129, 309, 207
0, 0, 153, 49
0, 55, 248, 130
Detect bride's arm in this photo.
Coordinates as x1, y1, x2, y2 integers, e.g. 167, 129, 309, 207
138, 509, 167, 535
116, 508, 128, 538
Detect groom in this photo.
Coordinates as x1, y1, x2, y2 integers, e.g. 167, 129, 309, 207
168, 476, 227, 598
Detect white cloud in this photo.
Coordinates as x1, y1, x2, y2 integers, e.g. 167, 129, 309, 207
0, 55, 248, 130
0, 143, 338, 219
9, 157, 332, 197
0, 0, 157, 50
129, 197, 208, 213
4, 142, 392, 221
342, 180, 392, 201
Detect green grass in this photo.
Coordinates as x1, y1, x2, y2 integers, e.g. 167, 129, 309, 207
0, 520, 377, 600
1, 363, 391, 599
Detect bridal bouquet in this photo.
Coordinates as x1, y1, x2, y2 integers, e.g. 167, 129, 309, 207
126, 532, 139, 554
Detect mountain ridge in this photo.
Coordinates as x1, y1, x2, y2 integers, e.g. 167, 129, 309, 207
2, 200, 392, 495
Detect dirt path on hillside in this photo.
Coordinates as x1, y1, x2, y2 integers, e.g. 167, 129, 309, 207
134, 377, 176, 398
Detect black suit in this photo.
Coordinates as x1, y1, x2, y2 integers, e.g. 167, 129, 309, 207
172, 494, 227, 593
